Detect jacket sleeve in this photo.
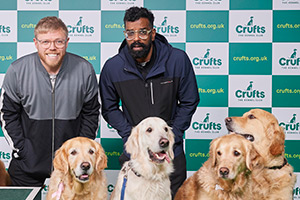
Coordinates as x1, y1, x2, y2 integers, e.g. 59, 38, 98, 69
99, 61, 132, 143
79, 68, 100, 140
172, 52, 200, 144
0, 67, 25, 158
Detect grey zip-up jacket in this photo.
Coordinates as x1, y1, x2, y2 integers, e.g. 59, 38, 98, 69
0, 52, 100, 179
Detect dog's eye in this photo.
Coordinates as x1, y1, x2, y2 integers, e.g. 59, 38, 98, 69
89, 149, 94, 155
146, 127, 152, 133
70, 150, 77, 155
233, 151, 240, 156
248, 114, 256, 119
217, 151, 221, 156
164, 127, 168, 132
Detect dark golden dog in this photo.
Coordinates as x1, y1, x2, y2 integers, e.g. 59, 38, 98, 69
225, 109, 296, 200
47, 137, 107, 200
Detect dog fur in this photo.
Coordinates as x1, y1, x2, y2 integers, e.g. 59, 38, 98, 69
174, 134, 260, 200
0, 159, 11, 186
47, 137, 107, 200
110, 117, 175, 200
225, 108, 296, 200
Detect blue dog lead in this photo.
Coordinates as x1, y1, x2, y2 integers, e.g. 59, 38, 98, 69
120, 175, 127, 200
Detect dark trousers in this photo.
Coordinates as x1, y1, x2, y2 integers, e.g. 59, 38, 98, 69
8, 159, 46, 186
119, 151, 187, 199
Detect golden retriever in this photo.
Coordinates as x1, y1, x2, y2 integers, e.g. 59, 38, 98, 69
110, 117, 175, 200
174, 133, 260, 200
225, 108, 296, 200
47, 137, 108, 200
0, 160, 11, 186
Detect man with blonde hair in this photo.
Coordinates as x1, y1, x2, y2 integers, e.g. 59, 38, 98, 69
0, 16, 100, 186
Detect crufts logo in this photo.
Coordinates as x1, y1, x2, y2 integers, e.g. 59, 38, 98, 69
192, 113, 221, 133
0, 25, 11, 34
67, 16, 94, 36
192, 48, 222, 69
236, 16, 266, 36
279, 114, 300, 132
279, 49, 300, 68
235, 81, 265, 101
154, 16, 179, 36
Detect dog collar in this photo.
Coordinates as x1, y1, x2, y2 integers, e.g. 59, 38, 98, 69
268, 158, 288, 170
128, 162, 142, 177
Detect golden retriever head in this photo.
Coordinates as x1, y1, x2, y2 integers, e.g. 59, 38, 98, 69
125, 117, 175, 165
210, 134, 260, 180
53, 137, 107, 183
225, 109, 285, 160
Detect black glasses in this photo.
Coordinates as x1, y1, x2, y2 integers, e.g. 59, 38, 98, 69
124, 29, 152, 40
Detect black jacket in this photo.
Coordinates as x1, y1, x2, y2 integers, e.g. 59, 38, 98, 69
100, 34, 199, 157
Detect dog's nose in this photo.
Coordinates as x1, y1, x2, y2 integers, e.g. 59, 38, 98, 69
159, 138, 169, 148
225, 117, 232, 124
80, 162, 90, 171
219, 167, 229, 177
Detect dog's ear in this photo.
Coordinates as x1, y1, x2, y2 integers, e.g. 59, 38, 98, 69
167, 127, 175, 160
53, 146, 69, 174
94, 141, 107, 172
246, 143, 261, 171
268, 122, 285, 156
209, 137, 220, 167
125, 126, 140, 159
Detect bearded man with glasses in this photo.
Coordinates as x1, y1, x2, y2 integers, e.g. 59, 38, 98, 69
0, 16, 100, 187
99, 6, 199, 199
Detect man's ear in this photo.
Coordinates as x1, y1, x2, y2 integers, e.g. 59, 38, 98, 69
151, 28, 156, 41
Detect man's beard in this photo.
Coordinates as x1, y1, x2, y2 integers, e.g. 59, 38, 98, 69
128, 40, 152, 59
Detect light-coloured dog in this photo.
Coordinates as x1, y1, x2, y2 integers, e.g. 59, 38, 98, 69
47, 137, 107, 200
0, 160, 11, 186
110, 117, 175, 200
225, 109, 296, 200
175, 134, 260, 200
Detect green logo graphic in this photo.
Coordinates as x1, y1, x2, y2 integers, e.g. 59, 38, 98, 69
67, 43, 100, 74
68, 17, 94, 36
236, 16, 266, 36
230, 0, 272, 10
272, 76, 300, 107
196, 75, 228, 107
144, 0, 185, 10
192, 113, 222, 133
101, 11, 124, 42
59, 0, 100, 10
280, 114, 300, 133
279, 49, 300, 68
235, 81, 265, 101
101, 138, 123, 170
0, 151, 11, 160
185, 139, 211, 171
0, 43, 16, 73
0, 25, 11, 35
273, 10, 300, 42
186, 11, 228, 42
18, 11, 58, 42
284, 140, 300, 171
154, 16, 179, 37
193, 49, 222, 69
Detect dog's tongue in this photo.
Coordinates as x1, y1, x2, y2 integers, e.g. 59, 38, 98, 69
157, 152, 171, 163
80, 174, 89, 180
